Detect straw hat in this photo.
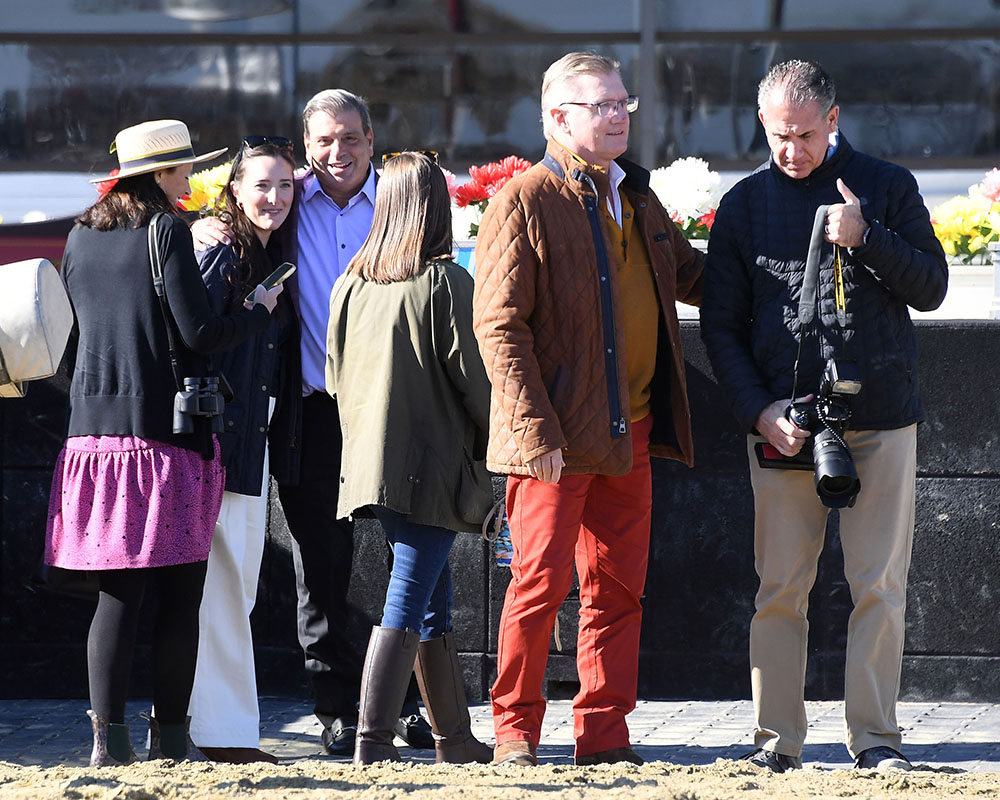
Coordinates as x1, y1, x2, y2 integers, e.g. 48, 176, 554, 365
89, 119, 227, 183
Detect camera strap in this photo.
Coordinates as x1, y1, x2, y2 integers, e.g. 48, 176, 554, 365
147, 212, 186, 394
791, 204, 831, 400
797, 204, 830, 326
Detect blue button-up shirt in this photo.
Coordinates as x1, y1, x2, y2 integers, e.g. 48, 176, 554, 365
296, 166, 377, 394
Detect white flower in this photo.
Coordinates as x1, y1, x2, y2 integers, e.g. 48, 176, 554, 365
451, 203, 481, 241
649, 157, 723, 223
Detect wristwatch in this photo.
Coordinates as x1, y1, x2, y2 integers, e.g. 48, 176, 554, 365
861, 223, 872, 245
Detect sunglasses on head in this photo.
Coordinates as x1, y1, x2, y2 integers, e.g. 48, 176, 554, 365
241, 135, 294, 152
381, 150, 440, 167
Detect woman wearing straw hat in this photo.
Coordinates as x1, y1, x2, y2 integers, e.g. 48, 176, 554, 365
44, 119, 283, 767
187, 135, 297, 764
326, 152, 493, 765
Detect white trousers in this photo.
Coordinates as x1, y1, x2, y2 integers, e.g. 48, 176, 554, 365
188, 415, 271, 747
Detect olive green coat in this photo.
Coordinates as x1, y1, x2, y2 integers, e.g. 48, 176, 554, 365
325, 260, 492, 534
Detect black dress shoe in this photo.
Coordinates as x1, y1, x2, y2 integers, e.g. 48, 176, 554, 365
575, 746, 644, 766
855, 746, 912, 772
740, 747, 802, 773
394, 712, 434, 749
321, 716, 358, 756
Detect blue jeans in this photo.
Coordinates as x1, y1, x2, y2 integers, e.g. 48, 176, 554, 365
373, 508, 456, 640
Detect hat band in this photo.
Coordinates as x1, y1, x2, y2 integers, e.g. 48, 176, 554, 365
118, 146, 196, 171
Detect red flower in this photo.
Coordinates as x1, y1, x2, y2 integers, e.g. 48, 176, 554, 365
95, 168, 120, 199
698, 208, 716, 232
453, 181, 492, 207
453, 156, 532, 208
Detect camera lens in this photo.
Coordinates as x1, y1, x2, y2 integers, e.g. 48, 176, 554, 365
812, 429, 860, 508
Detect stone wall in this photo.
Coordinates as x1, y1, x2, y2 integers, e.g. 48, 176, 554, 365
3, 321, 999, 702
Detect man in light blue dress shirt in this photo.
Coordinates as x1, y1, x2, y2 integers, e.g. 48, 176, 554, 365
193, 89, 432, 756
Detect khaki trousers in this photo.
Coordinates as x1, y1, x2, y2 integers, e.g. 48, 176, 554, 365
746, 424, 916, 758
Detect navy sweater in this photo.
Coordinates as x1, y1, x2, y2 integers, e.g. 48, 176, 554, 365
62, 214, 270, 452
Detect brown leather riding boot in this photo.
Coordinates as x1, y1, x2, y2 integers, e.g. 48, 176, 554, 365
354, 626, 419, 765
414, 631, 493, 764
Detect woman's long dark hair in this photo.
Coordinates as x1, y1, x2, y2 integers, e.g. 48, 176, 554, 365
347, 152, 452, 284
214, 142, 296, 310
77, 171, 176, 230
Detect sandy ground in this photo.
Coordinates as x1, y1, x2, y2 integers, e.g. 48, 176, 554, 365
2, 758, 999, 800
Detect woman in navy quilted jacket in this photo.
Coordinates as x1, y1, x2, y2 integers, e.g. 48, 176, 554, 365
189, 136, 297, 764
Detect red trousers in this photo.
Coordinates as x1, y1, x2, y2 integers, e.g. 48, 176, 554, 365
491, 414, 653, 757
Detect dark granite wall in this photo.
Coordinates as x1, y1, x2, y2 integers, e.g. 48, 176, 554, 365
3, 321, 999, 703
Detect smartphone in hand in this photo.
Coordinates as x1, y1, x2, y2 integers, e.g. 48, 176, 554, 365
245, 262, 296, 305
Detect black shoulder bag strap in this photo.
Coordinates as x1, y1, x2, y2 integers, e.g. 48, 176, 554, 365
147, 212, 187, 393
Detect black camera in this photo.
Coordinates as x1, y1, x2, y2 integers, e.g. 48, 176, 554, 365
756, 358, 862, 509
173, 376, 225, 435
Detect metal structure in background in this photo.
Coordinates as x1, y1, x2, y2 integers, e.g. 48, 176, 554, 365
0, 0, 997, 173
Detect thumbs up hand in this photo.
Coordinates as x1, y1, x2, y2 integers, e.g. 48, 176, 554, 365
824, 178, 868, 247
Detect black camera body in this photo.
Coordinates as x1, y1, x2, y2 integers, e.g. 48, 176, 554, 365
173, 376, 225, 435
757, 358, 862, 509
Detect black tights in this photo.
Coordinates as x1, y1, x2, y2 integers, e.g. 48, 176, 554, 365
88, 561, 207, 724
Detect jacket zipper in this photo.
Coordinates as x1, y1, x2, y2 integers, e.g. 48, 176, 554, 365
576, 171, 627, 438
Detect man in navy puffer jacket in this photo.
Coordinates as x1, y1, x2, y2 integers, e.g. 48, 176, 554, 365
701, 60, 947, 774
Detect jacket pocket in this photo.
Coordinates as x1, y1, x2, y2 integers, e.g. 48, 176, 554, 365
456, 448, 493, 526
547, 364, 572, 412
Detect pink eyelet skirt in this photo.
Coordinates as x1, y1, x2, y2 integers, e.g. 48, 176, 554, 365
45, 435, 224, 570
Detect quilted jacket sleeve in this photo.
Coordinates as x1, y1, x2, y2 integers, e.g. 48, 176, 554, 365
700, 184, 776, 432
196, 243, 235, 317
848, 168, 948, 312
473, 188, 568, 464
669, 212, 705, 307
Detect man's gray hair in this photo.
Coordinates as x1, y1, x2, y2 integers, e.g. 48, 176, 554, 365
302, 89, 372, 137
757, 59, 836, 116
540, 52, 621, 139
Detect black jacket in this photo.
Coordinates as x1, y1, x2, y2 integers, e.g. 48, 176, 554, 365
701, 136, 948, 433
62, 215, 270, 452
199, 242, 293, 495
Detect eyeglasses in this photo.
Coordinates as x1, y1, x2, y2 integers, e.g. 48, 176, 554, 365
381, 150, 440, 166
241, 135, 294, 152
560, 96, 639, 118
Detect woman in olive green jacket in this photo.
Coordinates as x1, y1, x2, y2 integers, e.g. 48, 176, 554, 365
325, 152, 492, 766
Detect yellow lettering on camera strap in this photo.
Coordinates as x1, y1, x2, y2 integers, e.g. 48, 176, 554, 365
833, 246, 847, 326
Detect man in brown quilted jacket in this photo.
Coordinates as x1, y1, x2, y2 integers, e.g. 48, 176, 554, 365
473, 51, 704, 767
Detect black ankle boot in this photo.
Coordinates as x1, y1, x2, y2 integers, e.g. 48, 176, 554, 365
87, 709, 139, 767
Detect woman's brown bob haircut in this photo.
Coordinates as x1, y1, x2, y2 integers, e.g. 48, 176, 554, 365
347, 151, 453, 284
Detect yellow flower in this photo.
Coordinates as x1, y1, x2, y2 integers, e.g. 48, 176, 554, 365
180, 161, 232, 213
931, 172, 1000, 262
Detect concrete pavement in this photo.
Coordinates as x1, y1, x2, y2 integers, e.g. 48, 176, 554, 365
2, 698, 999, 772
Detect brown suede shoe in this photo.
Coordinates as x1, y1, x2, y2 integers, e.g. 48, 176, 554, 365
198, 746, 279, 764
492, 740, 538, 766
575, 746, 644, 766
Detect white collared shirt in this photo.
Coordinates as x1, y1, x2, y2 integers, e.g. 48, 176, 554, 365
608, 160, 627, 227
